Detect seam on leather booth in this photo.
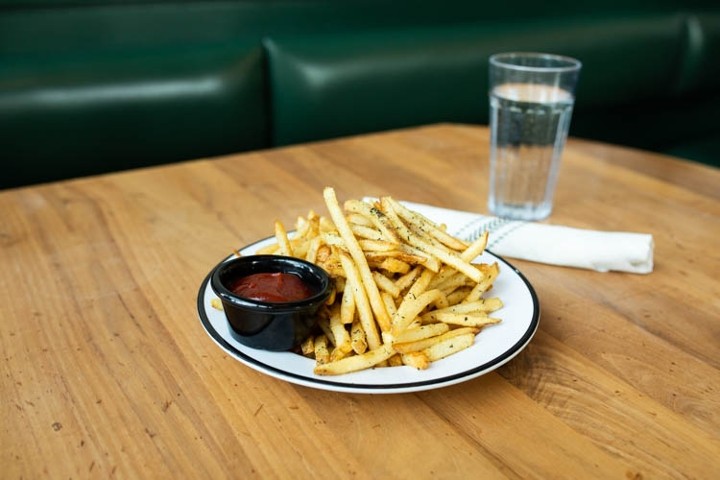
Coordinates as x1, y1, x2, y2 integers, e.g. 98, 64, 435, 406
675, 14, 706, 94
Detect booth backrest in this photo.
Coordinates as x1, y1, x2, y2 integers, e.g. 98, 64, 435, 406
1, 1, 719, 189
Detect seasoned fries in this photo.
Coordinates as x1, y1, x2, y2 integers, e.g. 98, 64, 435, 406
246, 187, 503, 375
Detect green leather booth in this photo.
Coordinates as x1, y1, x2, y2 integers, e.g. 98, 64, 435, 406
2, 1, 719, 189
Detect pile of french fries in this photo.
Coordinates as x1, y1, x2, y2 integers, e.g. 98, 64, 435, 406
254, 187, 503, 375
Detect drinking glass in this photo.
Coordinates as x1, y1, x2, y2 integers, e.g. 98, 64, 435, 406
487, 52, 581, 221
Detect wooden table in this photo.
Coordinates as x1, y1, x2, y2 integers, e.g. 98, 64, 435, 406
2, 124, 718, 478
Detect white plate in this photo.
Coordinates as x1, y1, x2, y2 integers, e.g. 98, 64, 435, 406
197, 236, 539, 394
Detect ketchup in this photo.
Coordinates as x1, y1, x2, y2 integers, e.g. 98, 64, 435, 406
229, 272, 315, 303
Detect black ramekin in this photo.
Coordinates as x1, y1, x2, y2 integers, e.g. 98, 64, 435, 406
210, 255, 331, 351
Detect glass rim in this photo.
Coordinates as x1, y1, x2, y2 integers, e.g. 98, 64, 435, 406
490, 52, 582, 73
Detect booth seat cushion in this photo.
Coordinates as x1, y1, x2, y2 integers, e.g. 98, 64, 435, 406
0, 44, 268, 188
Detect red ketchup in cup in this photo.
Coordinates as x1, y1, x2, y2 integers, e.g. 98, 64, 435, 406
229, 272, 315, 303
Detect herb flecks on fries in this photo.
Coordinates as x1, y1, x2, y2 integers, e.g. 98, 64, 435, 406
255, 187, 503, 375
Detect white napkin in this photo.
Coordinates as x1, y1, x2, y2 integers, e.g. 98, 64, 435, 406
376, 200, 654, 274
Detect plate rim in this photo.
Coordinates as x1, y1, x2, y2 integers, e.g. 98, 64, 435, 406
197, 236, 540, 394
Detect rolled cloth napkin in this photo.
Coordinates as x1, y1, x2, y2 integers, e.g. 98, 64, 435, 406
366, 199, 654, 274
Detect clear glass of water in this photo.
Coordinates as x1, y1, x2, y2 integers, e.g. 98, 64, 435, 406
488, 52, 582, 221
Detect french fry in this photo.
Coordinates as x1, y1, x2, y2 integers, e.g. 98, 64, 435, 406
304, 236, 322, 264
319, 216, 336, 232
350, 318, 368, 354
394, 266, 423, 292
431, 270, 472, 294
347, 212, 374, 227
401, 351, 430, 370
446, 287, 473, 305
461, 231, 489, 262
372, 271, 402, 298
300, 336, 315, 356
431, 313, 502, 328
398, 244, 441, 272
314, 335, 331, 365
350, 224, 384, 241
325, 285, 337, 306
317, 316, 335, 346
210, 298, 223, 311
369, 257, 412, 274
330, 347, 352, 362
392, 288, 444, 334
423, 333, 475, 361
392, 323, 450, 344
384, 196, 468, 251
462, 263, 500, 303
320, 231, 345, 248
344, 199, 401, 243
339, 251, 382, 350
431, 291, 450, 310
421, 298, 504, 323
391, 268, 435, 333
387, 354, 404, 367
381, 292, 398, 316
359, 239, 400, 252
328, 304, 352, 357
340, 279, 356, 325
324, 188, 393, 332
365, 250, 437, 270
314, 344, 395, 375
274, 220, 293, 256
315, 244, 344, 277
394, 327, 479, 354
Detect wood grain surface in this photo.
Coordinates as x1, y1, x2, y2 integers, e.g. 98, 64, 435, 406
2, 124, 718, 479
